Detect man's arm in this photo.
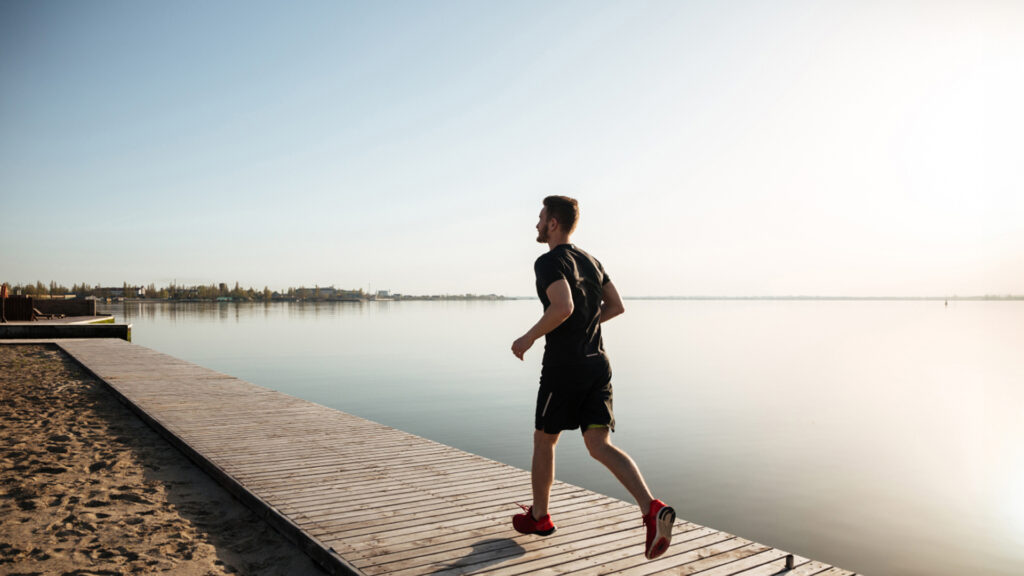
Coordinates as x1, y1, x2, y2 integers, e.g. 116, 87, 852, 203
511, 279, 573, 360
600, 280, 625, 323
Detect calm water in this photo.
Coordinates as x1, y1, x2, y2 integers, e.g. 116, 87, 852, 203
99, 299, 1024, 576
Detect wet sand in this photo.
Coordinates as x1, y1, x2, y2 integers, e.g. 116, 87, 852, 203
0, 344, 327, 575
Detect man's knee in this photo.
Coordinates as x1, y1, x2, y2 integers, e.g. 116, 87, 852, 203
583, 427, 612, 458
534, 429, 560, 448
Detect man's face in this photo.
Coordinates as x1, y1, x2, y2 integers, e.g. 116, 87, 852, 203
536, 207, 551, 243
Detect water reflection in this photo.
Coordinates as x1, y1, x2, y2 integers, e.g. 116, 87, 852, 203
112, 300, 380, 323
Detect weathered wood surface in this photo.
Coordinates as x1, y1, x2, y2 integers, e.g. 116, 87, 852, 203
55, 339, 857, 576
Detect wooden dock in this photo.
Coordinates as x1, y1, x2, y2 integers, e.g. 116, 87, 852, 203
44, 338, 855, 576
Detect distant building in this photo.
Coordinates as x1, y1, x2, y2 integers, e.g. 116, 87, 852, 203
98, 286, 146, 298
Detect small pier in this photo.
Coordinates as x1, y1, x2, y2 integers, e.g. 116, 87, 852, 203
0, 318, 130, 341
45, 339, 855, 576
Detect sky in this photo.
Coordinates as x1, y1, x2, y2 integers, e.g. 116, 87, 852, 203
2, 0, 1022, 297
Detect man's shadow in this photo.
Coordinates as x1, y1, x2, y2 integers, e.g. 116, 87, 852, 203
428, 538, 526, 575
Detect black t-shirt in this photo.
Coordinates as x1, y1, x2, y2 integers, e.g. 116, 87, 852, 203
534, 244, 610, 367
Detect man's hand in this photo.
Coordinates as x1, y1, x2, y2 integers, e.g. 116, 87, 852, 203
511, 335, 535, 360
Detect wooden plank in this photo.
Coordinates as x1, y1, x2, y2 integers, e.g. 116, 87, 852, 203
247, 455, 511, 490
781, 562, 846, 576
312, 490, 620, 543
610, 541, 770, 573
295, 484, 594, 526
687, 548, 794, 576
345, 501, 642, 565
485, 531, 737, 576
385, 528, 643, 576
277, 474, 538, 515
263, 466, 532, 508
725, 554, 818, 576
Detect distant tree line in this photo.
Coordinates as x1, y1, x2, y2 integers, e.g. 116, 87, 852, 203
3, 281, 366, 302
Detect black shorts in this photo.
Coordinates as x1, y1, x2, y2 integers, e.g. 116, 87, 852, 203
535, 355, 615, 434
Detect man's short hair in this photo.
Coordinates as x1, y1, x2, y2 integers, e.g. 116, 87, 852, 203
543, 195, 579, 234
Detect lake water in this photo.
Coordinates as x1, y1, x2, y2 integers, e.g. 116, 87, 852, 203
98, 299, 1024, 576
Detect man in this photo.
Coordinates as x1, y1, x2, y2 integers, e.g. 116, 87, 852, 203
510, 195, 675, 560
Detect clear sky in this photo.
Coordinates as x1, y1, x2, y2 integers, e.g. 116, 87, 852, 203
2, 0, 1021, 296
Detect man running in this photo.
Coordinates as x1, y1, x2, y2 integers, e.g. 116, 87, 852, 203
510, 195, 675, 560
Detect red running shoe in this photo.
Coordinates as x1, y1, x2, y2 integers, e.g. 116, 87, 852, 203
643, 499, 675, 559
512, 504, 556, 536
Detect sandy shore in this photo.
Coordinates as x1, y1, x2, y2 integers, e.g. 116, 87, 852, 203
0, 344, 327, 575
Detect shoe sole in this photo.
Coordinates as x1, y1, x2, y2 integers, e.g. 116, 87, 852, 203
513, 525, 556, 536
646, 505, 675, 560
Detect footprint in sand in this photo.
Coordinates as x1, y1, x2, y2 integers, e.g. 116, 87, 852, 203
111, 492, 152, 505
4, 485, 40, 511
33, 465, 69, 474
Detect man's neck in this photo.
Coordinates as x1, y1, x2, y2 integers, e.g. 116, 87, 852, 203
547, 234, 571, 251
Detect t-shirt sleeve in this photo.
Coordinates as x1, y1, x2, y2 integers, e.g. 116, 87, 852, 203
597, 259, 611, 285
534, 255, 566, 292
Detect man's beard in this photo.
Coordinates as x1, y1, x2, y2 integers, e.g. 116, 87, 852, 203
536, 228, 548, 243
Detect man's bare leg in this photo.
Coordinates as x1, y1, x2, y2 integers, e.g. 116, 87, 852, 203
531, 430, 560, 518
582, 427, 654, 513
584, 427, 674, 559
